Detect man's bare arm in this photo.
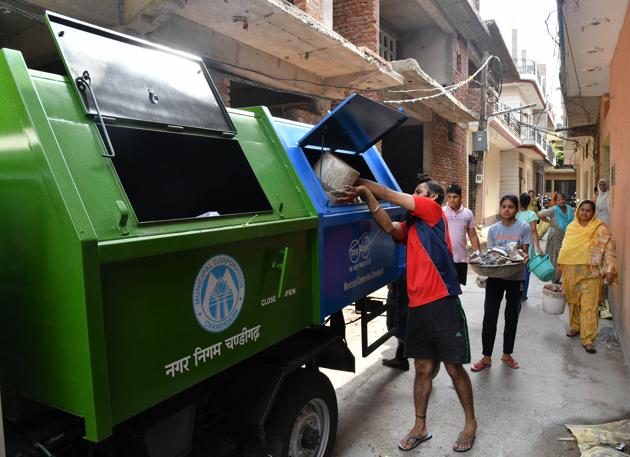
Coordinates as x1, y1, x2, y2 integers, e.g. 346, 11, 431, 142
355, 178, 415, 211
358, 186, 405, 242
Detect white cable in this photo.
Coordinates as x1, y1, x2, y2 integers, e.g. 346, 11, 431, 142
383, 56, 497, 104
387, 57, 490, 94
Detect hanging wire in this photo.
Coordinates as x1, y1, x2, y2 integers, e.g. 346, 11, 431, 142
383, 55, 499, 104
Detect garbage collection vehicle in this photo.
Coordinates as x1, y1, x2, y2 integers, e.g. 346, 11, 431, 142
0, 12, 408, 457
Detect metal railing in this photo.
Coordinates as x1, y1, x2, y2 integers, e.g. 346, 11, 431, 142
513, 58, 545, 93
488, 95, 555, 165
546, 145, 556, 165
520, 121, 555, 165
489, 95, 521, 138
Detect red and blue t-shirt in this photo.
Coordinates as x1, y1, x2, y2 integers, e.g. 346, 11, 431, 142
399, 196, 462, 307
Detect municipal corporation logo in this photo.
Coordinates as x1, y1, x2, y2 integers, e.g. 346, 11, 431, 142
193, 255, 245, 333
349, 232, 371, 264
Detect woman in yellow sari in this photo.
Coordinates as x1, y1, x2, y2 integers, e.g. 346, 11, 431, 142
557, 200, 617, 353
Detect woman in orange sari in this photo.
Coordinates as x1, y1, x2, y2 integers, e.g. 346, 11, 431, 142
557, 200, 617, 353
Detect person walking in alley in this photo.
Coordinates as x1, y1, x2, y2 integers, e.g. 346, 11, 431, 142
444, 183, 481, 286
339, 178, 477, 453
595, 179, 611, 226
557, 200, 617, 353
517, 193, 543, 301
538, 191, 574, 283
528, 189, 541, 213
471, 195, 531, 372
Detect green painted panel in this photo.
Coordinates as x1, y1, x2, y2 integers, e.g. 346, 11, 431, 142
32, 72, 316, 242
0, 50, 112, 440
101, 232, 315, 424
0, 49, 321, 442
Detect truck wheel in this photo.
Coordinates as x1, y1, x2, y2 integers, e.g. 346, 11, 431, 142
264, 369, 337, 457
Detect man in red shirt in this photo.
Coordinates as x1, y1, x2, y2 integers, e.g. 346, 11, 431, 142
341, 178, 477, 453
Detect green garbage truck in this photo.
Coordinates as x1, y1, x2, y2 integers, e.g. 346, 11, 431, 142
0, 12, 406, 457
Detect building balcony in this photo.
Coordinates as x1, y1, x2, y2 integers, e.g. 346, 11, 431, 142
521, 126, 556, 165
489, 96, 521, 138
513, 58, 546, 94
488, 93, 555, 165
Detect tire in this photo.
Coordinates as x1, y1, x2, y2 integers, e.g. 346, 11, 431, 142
263, 369, 337, 457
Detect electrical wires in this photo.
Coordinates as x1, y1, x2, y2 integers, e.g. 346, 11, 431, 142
383, 55, 501, 104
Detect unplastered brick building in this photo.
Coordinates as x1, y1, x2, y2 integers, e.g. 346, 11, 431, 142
2, 0, 515, 206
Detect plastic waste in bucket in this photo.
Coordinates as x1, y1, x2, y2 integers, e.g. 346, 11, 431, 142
528, 254, 555, 282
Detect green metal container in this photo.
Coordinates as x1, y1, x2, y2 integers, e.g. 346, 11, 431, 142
0, 13, 319, 442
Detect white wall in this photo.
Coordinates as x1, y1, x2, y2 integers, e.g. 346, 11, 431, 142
483, 143, 501, 223
500, 149, 520, 196
518, 154, 536, 194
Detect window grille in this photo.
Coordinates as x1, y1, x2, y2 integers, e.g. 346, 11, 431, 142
379, 29, 397, 62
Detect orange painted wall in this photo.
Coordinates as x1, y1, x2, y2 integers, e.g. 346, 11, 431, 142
601, 0, 630, 358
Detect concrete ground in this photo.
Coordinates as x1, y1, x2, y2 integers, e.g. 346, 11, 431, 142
325, 270, 630, 457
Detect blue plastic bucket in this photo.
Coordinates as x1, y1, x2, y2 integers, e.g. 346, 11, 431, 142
528, 254, 555, 282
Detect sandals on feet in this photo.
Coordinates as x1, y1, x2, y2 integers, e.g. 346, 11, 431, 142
583, 344, 597, 353
452, 432, 475, 453
470, 360, 491, 372
398, 433, 432, 451
501, 357, 519, 369
566, 329, 580, 337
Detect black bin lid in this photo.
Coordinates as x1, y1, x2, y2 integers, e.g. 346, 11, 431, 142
299, 94, 408, 153
46, 12, 235, 135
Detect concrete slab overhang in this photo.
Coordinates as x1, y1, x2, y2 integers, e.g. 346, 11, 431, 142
544, 165, 576, 175
519, 144, 552, 164
125, 0, 404, 100
385, 59, 477, 123
563, 96, 600, 128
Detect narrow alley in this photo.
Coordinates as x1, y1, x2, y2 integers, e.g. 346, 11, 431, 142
329, 269, 629, 456
0, 0, 629, 456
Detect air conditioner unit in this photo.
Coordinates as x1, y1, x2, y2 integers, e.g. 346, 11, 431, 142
475, 174, 484, 184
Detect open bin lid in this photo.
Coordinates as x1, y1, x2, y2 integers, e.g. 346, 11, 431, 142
45, 12, 236, 135
298, 94, 408, 153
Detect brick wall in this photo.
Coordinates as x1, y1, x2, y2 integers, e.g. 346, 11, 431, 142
333, 0, 379, 53
283, 108, 322, 124
430, 115, 468, 205
451, 34, 469, 105
209, 70, 231, 107
291, 0, 325, 23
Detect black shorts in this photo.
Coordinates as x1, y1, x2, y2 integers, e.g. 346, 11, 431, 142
454, 262, 468, 285
404, 296, 471, 364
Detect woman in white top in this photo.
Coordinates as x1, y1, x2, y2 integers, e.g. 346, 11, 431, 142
595, 179, 610, 226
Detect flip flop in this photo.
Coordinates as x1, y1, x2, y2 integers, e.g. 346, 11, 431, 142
453, 433, 475, 453
470, 360, 491, 372
566, 329, 580, 337
398, 433, 432, 451
502, 357, 520, 369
